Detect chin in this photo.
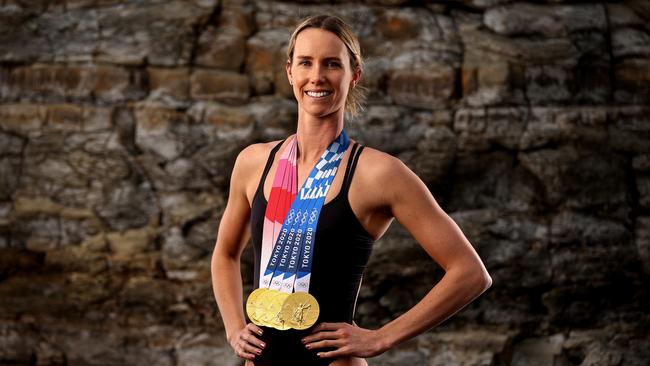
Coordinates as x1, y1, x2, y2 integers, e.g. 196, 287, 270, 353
301, 104, 344, 119
308, 109, 340, 119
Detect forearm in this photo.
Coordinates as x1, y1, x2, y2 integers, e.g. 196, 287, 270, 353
376, 267, 491, 351
212, 252, 247, 343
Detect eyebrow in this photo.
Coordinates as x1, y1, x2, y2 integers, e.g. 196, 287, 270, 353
295, 55, 343, 62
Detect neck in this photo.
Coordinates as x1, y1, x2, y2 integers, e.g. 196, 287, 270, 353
295, 111, 344, 165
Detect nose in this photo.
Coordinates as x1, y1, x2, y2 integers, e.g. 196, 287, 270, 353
309, 64, 324, 84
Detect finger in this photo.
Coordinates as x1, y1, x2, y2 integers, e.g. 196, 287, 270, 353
302, 330, 339, 344
246, 323, 264, 336
316, 347, 350, 359
242, 341, 264, 356
235, 344, 257, 360
241, 333, 266, 350
311, 322, 345, 333
304, 339, 345, 350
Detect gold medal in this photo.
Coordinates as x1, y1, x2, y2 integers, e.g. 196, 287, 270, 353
279, 292, 320, 330
255, 289, 276, 327
270, 290, 291, 330
246, 288, 267, 326
257, 289, 290, 330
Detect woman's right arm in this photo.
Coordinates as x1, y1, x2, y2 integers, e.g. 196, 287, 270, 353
211, 145, 266, 361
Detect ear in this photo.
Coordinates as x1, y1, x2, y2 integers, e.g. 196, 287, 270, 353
351, 66, 362, 87
286, 59, 293, 85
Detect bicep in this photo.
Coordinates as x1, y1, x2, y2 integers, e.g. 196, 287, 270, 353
213, 151, 254, 260
215, 192, 252, 259
386, 161, 480, 272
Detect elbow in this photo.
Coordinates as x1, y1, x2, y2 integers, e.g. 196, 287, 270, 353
459, 265, 491, 295
482, 271, 493, 291
210, 246, 226, 275
211, 243, 240, 271
475, 267, 492, 294
448, 264, 492, 297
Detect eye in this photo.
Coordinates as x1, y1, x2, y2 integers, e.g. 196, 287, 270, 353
298, 60, 311, 66
326, 61, 341, 68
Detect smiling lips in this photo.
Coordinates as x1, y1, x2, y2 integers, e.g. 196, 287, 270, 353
305, 90, 332, 98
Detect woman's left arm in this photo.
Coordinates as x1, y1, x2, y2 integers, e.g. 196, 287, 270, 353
303, 154, 492, 358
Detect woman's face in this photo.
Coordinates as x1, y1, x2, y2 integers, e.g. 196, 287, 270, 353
286, 28, 360, 119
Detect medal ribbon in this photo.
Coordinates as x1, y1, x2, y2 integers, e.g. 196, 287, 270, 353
259, 131, 350, 294
259, 136, 297, 287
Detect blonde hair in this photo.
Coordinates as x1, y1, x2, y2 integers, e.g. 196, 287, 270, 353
286, 14, 366, 119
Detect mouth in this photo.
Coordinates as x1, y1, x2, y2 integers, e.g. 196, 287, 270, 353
305, 90, 333, 98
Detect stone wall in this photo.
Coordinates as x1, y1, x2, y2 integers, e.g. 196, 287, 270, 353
1, 0, 649, 365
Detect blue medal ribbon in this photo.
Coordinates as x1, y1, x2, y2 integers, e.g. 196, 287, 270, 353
266, 130, 350, 293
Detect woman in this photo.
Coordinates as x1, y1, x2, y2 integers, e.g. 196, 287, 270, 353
212, 14, 492, 366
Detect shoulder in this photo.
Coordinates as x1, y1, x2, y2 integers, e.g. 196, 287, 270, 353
355, 145, 412, 182
234, 141, 272, 165
352, 145, 418, 211
230, 140, 283, 197
355, 144, 435, 208
233, 140, 282, 173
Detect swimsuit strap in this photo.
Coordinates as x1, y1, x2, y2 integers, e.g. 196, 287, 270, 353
255, 138, 287, 197
341, 142, 365, 197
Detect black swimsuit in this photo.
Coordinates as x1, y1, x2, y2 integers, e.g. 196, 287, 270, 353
250, 139, 375, 365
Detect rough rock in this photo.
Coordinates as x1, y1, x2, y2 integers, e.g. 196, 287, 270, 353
161, 226, 208, 281
134, 102, 192, 161
195, 26, 247, 71
245, 29, 291, 96
454, 107, 528, 151
511, 334, 565, 366
373, 328, 513, 366
462, 61, 526, 106
107, 226, 155, 258
518, 145, 629, 217
93, 1, 216, 66
458, 210, 550, 288
520, 107, 608, 150
484, 4, 606, 37
388, 50, 456, 109
190, 69, 250, 104
1, 64, 146, 103
615, 58, 650, 104
611, 27, 650, 58
0, 1, 648, 365
146, 67, 191, 107
445, 152, 543, 212
459, 26, 580, 64
97, 179, 159, 232
175, 332, 240, 366
635, 216, 650, 274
